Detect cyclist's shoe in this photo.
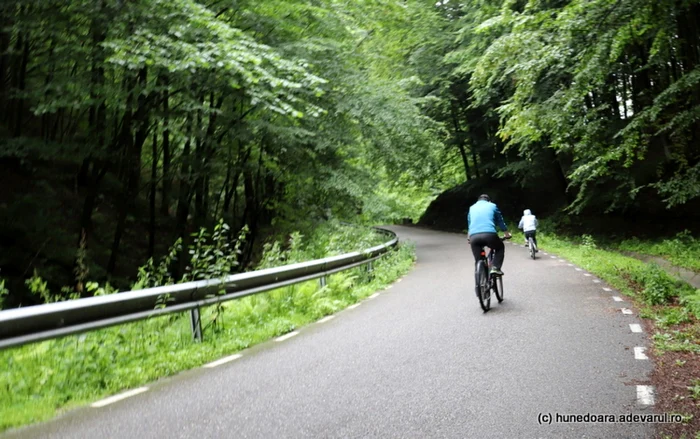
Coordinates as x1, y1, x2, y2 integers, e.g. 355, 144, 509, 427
490, 267, 504, 276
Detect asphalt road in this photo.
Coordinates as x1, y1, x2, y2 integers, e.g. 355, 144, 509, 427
4, 226, 654, 438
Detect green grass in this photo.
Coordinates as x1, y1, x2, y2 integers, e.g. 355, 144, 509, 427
0, 242, 415, 433
617, 231, 700, 272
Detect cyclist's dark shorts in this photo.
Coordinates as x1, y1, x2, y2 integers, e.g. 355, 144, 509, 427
469, 233, 505, 268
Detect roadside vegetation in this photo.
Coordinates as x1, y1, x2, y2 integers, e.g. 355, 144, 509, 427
0, 223, 415, 433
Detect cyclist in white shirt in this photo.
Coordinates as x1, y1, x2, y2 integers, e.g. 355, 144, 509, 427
518, 209, 538, 251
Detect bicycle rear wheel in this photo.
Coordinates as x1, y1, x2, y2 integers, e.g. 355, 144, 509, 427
529, 237, 536, 259
476, 260, 490, 312
494, 275, 504, 303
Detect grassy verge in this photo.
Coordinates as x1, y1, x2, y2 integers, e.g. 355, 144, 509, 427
511, 229, 700, 438
616, 231, 700, 273
0, 236, 415, 433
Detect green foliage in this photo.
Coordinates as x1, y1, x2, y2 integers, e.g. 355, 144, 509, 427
0, 280, 8, 309
184, 221, 246, 282
628, 265, 678, 306
654, 307, 692, 328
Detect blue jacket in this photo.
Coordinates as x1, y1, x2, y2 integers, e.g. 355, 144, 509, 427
467, 200, 508, 236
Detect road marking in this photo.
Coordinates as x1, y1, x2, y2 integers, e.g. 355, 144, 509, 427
575, 268, 583, 271
318, 315, 335, 323
203, 354, 242, 368
550, 256, 556, 259
584, 273, 592, 276
567, 263, 573, 267
384, 285, 392, 290
637, 385, 655, 406
630, 324, 643, 333
613, 296, 623, 302
542, 252, 548, 255
634, 347, 648, 360
593, 280, 601, 283
621, 308, 633, 315
275, 331, 299, 342
558, 259, 565, 262
91, 387, 149, 408
368, 293, 380, 299
603, 287, 612, 292
348, 303, 361, 309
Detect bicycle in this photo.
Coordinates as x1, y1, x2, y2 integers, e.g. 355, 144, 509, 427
527, 235, 537, 260
474, 236, 509, 312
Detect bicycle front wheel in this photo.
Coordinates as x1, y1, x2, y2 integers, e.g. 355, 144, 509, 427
476, 261, 490, 312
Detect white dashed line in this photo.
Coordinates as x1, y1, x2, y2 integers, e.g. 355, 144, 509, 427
550, 256, 556, 259
603, 287, 612, 292
637, 385, 655, 406
368, 293, 380, 299
91, 387, 149, 408
542, 252, 548, 255
203, 354, 242, 368
558, 259, 565, 262
575, 268, 583, 271
593, 280, 601, 283
634, 347, 649, 360
613, 296, 624, 302
630, 324, 643, 333
621, 308, 633, 315
348, 303, 361, 309
275, 331, 299, 342
318, 315, 335, 323
584, 273, 592, 277
567, 264, 573, 267
384, 286, 393, 290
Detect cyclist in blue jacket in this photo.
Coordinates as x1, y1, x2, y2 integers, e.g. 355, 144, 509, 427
467, 194, 511, 276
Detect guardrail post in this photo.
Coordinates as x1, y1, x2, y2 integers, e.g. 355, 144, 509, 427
190, 307, 203, 342
367, 260, 373, 273
319, 276, 327, 288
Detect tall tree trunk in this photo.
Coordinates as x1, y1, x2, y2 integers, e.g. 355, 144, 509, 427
107, 68, 149, 274
149, 131, 158, 258
0, 12, 12, 119
160, 76, 171, 216
13, 31, 30, 137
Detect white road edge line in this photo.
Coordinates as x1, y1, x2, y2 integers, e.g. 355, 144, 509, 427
630, 323, 643, 333
593, 280, 601, 283
203, 354, 242, 368
603, 287, 612, 292
318, 315, 335, 323
621, 308, 633, 315
634, 347, 649, 360
613, 296, 624, 302
91, 387, 149, 408
368, 293, 380, 299
584, 273, 592, 276
575, 268, 583, 271
275, 331, 299, 342
567, 264, 574, 267
637, 385, 655, 406
348, 303, 361, 309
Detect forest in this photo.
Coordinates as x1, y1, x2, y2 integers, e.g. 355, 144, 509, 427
1, 0, 699, 307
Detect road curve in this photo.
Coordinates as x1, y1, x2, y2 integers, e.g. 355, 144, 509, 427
4, 226, 654, 438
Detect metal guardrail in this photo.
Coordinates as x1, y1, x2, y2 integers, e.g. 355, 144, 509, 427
0, 227, 398, 350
